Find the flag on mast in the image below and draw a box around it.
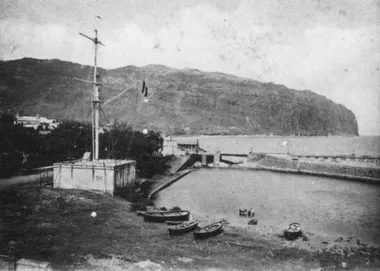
[141,80,148,97]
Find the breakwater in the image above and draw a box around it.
[291,154,380,165]
[252,154,380,182]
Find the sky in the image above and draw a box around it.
[1,0,379,135]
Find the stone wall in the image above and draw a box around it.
[255,154,380,181]
[298,160,380,180]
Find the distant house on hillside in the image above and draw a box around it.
[15,113,59,131]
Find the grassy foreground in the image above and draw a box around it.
[0,185,379,270]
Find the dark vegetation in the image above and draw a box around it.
[117,182,155,212]
[0,114,163,178]
[0,58,358,136]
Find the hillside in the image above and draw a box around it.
[0,58,358,136]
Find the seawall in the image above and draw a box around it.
[250,153,380,183]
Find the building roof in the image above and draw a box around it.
[17,116,39,121]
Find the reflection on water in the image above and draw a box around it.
[155,168,380,245]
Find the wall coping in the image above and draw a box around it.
[53,159,136,170]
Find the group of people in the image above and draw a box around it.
[239,208,254,217]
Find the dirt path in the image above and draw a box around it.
[0,173,43,190]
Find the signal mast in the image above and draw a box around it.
[77,29,104,161]
[76,26,148,161]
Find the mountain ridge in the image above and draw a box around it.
[0,58,358,136]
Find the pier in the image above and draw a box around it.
[148,169,194,199]
[198,152,380,167]
[290,154,380,165]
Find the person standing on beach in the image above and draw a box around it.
[248,208,254,217]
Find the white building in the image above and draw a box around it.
[162,137,206,155]
[15,114,59,130]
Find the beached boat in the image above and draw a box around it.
[168,219,199,236]
[142,210,190,223]
[166,220,184,225]
[136,211,147,216]
[193,222,223,239]
[284,222,302,240]
[136,210,164,216]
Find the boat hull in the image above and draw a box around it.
[194,222,223,239]
[142,211,190,223]
[284,222,302,240]
[166,220,184,226]
[136,210,163,216]
[168,220,199,236]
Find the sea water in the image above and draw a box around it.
[155,168,380,246]
[172,135,380,156]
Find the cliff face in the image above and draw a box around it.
[0,58,358,135]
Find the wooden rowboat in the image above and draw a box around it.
[168,219,199,236]
[136,210,163,216]
[166,220,184,226]
[284,223,302,240]
[193,222,223,239]
[142,211,190,223]
[136,211,147,216]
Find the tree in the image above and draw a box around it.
[0,116,163,178]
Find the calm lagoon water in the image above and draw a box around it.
[155,168,380,246]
